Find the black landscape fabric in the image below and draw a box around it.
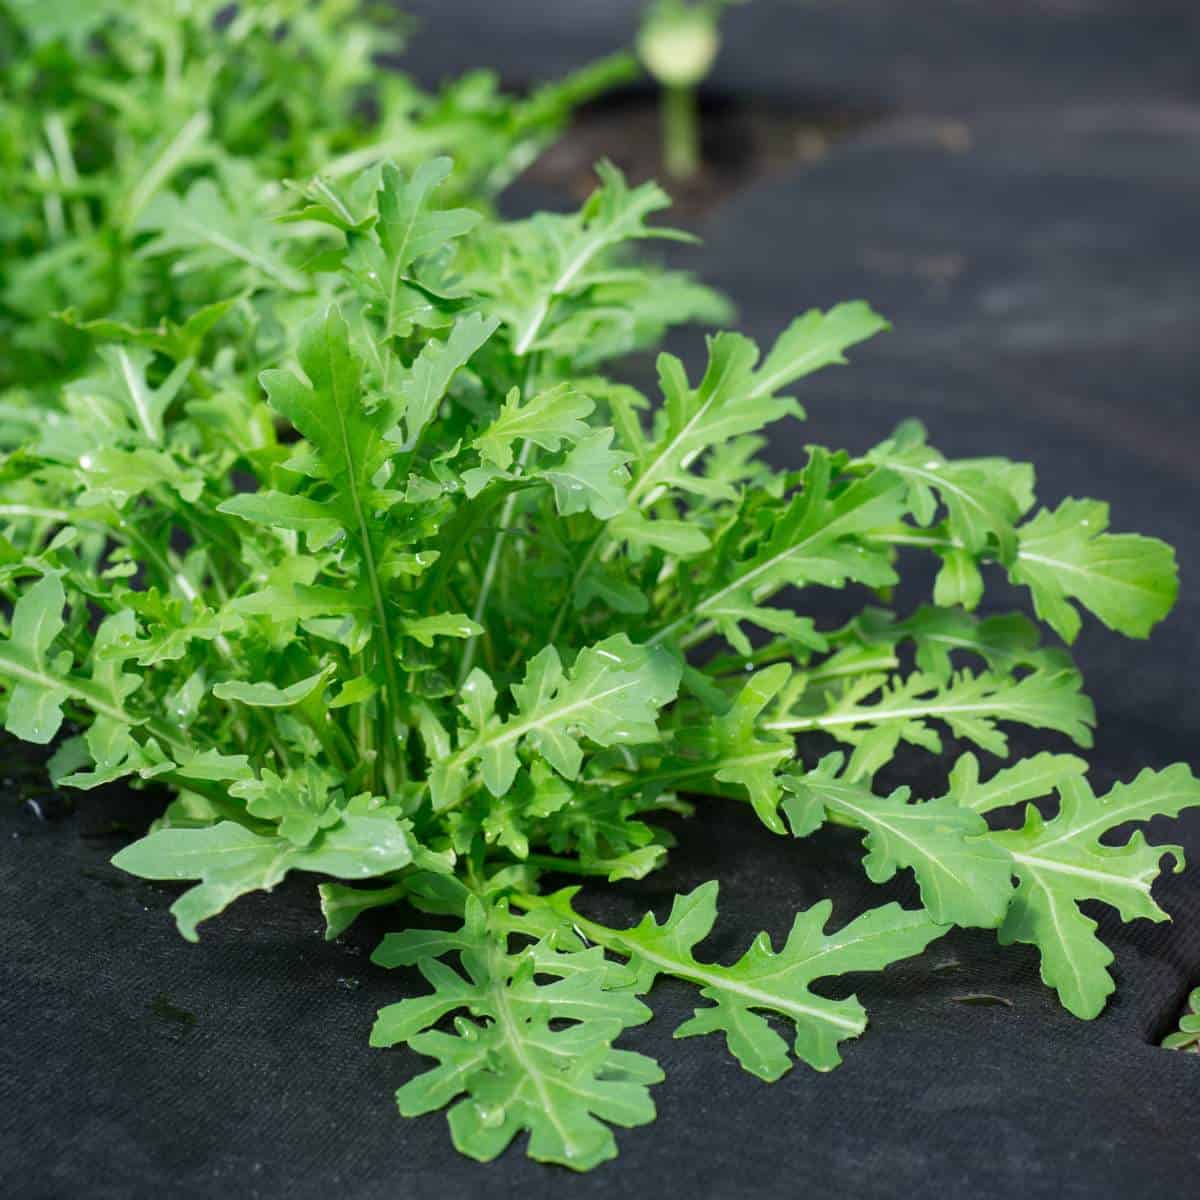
[3,1,1200,1196]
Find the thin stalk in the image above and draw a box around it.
[662,85,700,179]
[544,534,602,648]
[457,441,532,686]
[457,357,540,684]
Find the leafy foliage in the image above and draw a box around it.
[782,754,1015,928]
[978,760,1200,1017]
[370,897,659,1170]
[532,883,945,1078]
[0,0,634,397]
[0,10,1193,1171]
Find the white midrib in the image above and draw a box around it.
[615,941,862,1034]
[627,350,742,509]
[490,968,580,1159]
[123,111,210,230]
[1010,851,1153,895]
[479,676,640,754]
[1017,548,1160,598]
[878,531,1155,602]
[324,326,402,719]
[647,526,833,648]
[310,179,355,227]
[1030,798,1174,853]
[633,334,855,506]
[824,794,964,891]
[0,649,188,756]
[885,462,996,535]
[1026,872,1090,1007]
[765,693,1019,733]
[743,343,833,404]
[384,207,422,353]
[116,348,159,444]
[513,223,630,357]
[960,762,1085,814]
[196,225,302,291]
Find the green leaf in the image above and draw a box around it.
[1008,498,1178,643]
[867,422,1029,561]
[213,666,333,708]
[432,634,681,808]
[541,429,630,520]
[849,606,1066,682]
[393,312,499,449]
[370,899,659,1170]
[630,333,795,506]
[782,754,1015,928]
[216,492,342,548]
[545,883,945,1078]
[318,881,408,940]
[474,384,594,470]
[76,447,204,508]
[136,179,307,291]
[0,572,69,744]
[982,764,1200,1017]
[230,765,342,846]
[497,162,689,357]
[259,304,405,716]
[608,510,710,557]
[113,814,414,942]
[768,664,1095,780]
[1163,987,1200,1053]
[943,750,1088,814]
[752,301,889,402]
[402,613,484,647]
[5,0,122,46]
[83,345,192,446]
[629,303,886,508]
[650,449,906,648]
[668,664,795,833]
[375,159,482,280]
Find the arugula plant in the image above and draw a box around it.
[0,73,1194,1173]
[0,0,633,403]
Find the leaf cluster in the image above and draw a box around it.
[0,0,634,397]
[0,7,1194,1173]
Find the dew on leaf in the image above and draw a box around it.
[474,1103,506,1129]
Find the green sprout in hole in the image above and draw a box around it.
[637,0,745,179]
[1164,987,1200,1053]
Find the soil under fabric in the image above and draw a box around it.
[4,2,1200,1196]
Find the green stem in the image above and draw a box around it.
[520,853,644,878]
[544,532,601,648]
[458,442,532,686]
[663,85,700,180]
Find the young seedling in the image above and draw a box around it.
[637,0,745,178]
[1164,987,1200,1053]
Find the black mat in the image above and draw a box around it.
[3,751,1199,1199]
[4,2,1200,1195]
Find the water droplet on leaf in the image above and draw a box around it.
[475,1103,506,1128]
